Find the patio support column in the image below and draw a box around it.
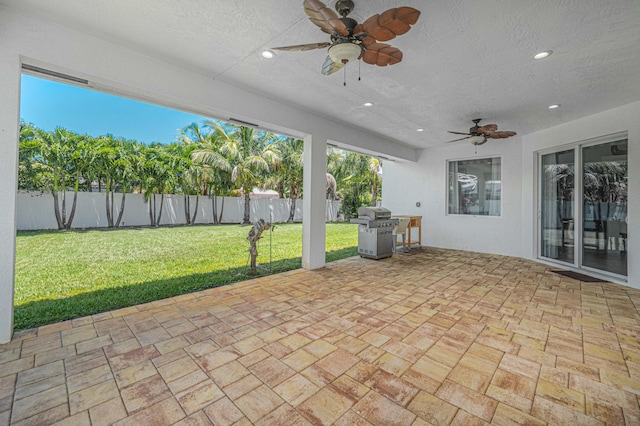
[0,54,20,343]
[302,133,327,270]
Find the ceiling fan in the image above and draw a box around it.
[272,0,420,77]
[447,119,517,146]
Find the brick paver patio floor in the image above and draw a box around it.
[1,247,640,425]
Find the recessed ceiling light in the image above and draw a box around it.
[534,50,552,60]
[261,50,275,59]
[363,102,374,107]
[416,128,424,132]
[548,104,561,109]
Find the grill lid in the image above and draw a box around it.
[357,207,392,220]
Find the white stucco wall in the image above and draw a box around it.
[302,134,329,270]
[0,47,20,343]
[383,137,524,257]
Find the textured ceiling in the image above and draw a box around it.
[3,0,640,149]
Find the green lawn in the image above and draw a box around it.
[14,222,358,331]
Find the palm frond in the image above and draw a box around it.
[191,150,231,171]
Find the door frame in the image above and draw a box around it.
[536,131,628,280]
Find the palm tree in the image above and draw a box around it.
[547,160,627,222]
[96,135,138,228]
[18,121,42,191]
[182,122,233,224]
[268,137,303,222]
[369,157,382,204]
[328,149,378,219]
[544,163,575,229]
[139,143,172,227]
[69,132,99,207]
[164,142,198,224]
[583,160,627,223]
[183,162,206,224]
[196,122,280,224]
[32,127,94,229]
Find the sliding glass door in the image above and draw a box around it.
[540,150,575,263]
[582,141,628,276]
[539,138,628,278]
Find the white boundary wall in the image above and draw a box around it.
[17,191,342,230]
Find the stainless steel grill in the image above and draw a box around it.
[350,207,399,259]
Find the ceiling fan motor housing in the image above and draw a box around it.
[335,0,354,17]
[470,118,482,134]
[339,17,358,34]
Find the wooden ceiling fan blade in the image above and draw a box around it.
[303,0,348,36]
[272,42,330,52]
[321,56,344,75]
[447,137,469,143]
[477,124,498,133]
[361,7,420,42]
[362,44,402,66]
[361,14,396,41]
[486,131,517,139]
[448,131,471,135]
[396,7,421,25]
[484,132,501,138]
[379,9,410,34]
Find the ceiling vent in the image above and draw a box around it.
[228,117,260,128]
[21,64,89,85]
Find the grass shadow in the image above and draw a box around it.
[14,246,358,331]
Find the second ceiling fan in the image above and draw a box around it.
[272,0,421,76]
[447,119,517,146]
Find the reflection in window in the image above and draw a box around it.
[540,149,575,263]
[448,157,501,216]
[582,140,628,276]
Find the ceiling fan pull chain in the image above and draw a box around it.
[344,66,347,86]
[358,60,361,81]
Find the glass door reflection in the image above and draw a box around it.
[582,140,628,276]
[541,150,575,264]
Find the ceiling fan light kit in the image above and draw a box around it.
[328,42,362,64]
[467,135,487,145]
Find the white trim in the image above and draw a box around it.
[0,54,20,343]
[445,155,503,218]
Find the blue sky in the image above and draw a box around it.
[20,74,211,145]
